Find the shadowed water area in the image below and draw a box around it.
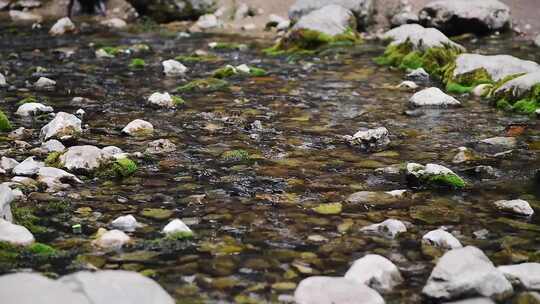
[0,19,539,303]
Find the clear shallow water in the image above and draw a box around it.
[0,21,539,303]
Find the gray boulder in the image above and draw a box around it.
[126,0,217,23]
[59,145,112,173]
[498,263,540,290]
[292,4,356,36]
[419,0,511,35]
[15,102,54,117]
[0,270,175,304]
[423,246,513,300]
[382,24,464,51]
[294,276,385,304]
[40,112,82,141]
[12,156,44,176]
[37,167,83,192]
[344,254,403,293]
[0,183,14,221]
[289,0,375,29]
[0,219,35,246]
[41,139,66,153]
[451,54,540,83]
[59,270,175,304]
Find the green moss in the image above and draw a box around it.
[0,110,12,132]
[12,205,47,235]
[101,46,123,56]
[492,82,540,114]
[426,173,466,189]
[249,67,267,77]
[446,81,474,94]
[212,65,237,79]
[100,158,138,179]
[221,149,250,162]
[28,243,56,256]
[376,41,462,77]
[166,231,194,240]
[172,95,185,106]
[175,54,220,63]
[264,28,361,56]
[312,203,342,215]
[175,78,229,93]
[210,42,247,51]
[45,151,63,168]
[17,95,38,106]
[129,58,146,69]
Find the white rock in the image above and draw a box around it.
[101,146,123,157]
[37,167,82,192]
[162,59,187,76]
[41,139,65,152]
[345,254,403,292]
[236,64,251,74]
[383,24,464,51]
[294,276,385,304]
[148,92,175,108]
[288,0,375,28]
[0,72,6,86]
[385,189,407,197]
[407,67,430,81]
[419,0,511,34]
[0,183,14,221]
[494,199,534,216]
[100,18,127,29]
[452,54,540,82]
[535,34,540,48]
[360,219,407,239]
[423,246,513,300]
[12,156,44,176]
[145,139,177,154]
[422,229,462,249]
[95,48,114,59]
[59,271,175,304]
[347,127,390,152]
[34,77,56,89]
[93,229,130,249]
[9,10,42,23]
[494,71,540,99]
[15,102,54,117]
[111,215,140,232]
[0,272,90,304]
[40,112,82,141]
[59,145,112,173]
[122,119,154,136]
[196,14,219,29]
[398,81,418,89]
[410,87,461,107]
[162,219,192,236]
[497,263,540,290]
[292,4,356,37]
[1,156,19,173]
[49,17,76,36]
[0,218,34,246]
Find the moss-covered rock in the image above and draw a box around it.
[0,109,12,132]
[490,71,540,114]
[129,58,146,69]
[376,24,464,77]
[406,163,466,190]
[44,151,63,168]
[175,78,229,93]
[221,149,250,162]
[99,158,138,179]
[212,65,237,79]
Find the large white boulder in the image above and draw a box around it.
[345,254,403,293]
[294,276,385,304]
[15,103,54,117]
[451,54,540,82]
[382,23,464,51]
[497,263,540,290]
[12,157,44,176]
[289,0,375,29]
[37,167,83,192]
[423,246,513,300]
[59,145,112,173]
[292,4,356,37]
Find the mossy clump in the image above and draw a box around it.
[441,62,493,94]
[12,205,48,236]
[175,54,220,63]
[165,231,194,240]
[0,241,60,271]
[171,95,185,106]
[426,173,466,189]
[221,149,250,162]
[212,65,237,79]
[375,41,462,77]
[249,67,267,77]
[101,46,123,56]
[0,110,12,132]
[129,58,146,69]
[45,151,63,168]
[27,243,56,256]
[16,95,38,106]
[100,158,138,179]
[175,78,229,93]
[264,28,361,56]
[492,82,540,115]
